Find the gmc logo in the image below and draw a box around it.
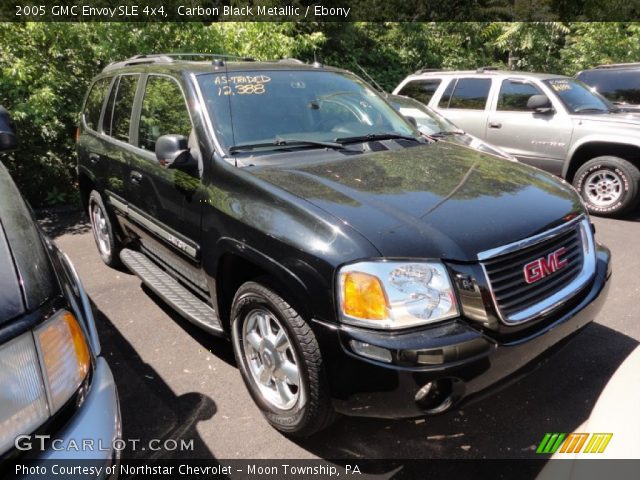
[524,247,569,284]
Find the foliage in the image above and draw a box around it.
[1,21,639,206]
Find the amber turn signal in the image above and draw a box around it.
[341,271,388,320]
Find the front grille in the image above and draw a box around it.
[482,221,585,322]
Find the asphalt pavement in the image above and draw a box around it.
[40,209,640,463]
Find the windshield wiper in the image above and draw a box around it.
[573,107,608,114]
[429,130,465,138]
[334,132,421,144]
[229,137,347,154]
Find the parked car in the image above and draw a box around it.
[78,54,610,437]
[394,68,640,216]
[0,106,120,471]
[387,93,515,160]
[576,63,640,113]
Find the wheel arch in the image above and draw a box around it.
[564,140,640,182]
[211,239,316,334]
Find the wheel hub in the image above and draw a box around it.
[242,309,301,410]
[91,203,111,256]
[584,169,623,208]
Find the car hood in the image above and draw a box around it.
[252,143,583,261]
[0,163,58,325]
[572,111,640,128]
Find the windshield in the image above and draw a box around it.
[197,70,418,152]
[388,95,458,134]
[544,78,613,113]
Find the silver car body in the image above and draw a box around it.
[393,70,640,178]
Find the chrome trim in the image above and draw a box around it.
[108,194,128,215]
[106,193,199,259]
[479,217,596,325]
[477,215,585,261]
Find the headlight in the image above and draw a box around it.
[0,334,50,455]
[0,310,91,456]
[338,261,459,329]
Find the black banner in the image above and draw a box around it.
[3,459,640,480]
[3,0,640,22]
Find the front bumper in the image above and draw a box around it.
[39,357,121,477]
[316,245,611,418]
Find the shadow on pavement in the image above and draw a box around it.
[293,322,637,467]
[91,301,219,463]
[36,208,90,238]
[140,284,237,368]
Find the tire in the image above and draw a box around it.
[88,190,122,268]
[230,279,336,437]
[572,156,640,217]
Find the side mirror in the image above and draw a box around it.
[0,106,18,151]
[404,115,418,128]
[527,95,554,114]
[155,134,189,167]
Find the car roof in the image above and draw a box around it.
[98,55,348,78]
[404,69,569,81]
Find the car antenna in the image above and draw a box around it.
[356,63,386,96]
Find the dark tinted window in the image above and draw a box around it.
[83,78,111,131]
[138,76,192,151]
[398,79,442,105]
[447,78,491,109]
[577,69,640,105]
[107,75,138,142]
[497,80,543,111]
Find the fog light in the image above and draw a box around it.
[350,340,392,363]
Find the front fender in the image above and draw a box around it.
[564,135,640,177]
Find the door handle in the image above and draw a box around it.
[88,154,100,164]
[130,171,143,184]
[488,122,502,129]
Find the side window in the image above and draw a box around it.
[497,80,543,111]
[106,75,139,143]
[83,78,111,131]
[138,76,192,152]
[398,79,442,105]
[438,79,456,108]
[447,78,491,110]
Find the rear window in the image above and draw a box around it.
[83,78,111,131]
[577,69,640,105]
[104,75,139,143]
[439,78,491,110]
[397,79,442,105]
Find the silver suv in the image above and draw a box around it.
[394,68,640,216]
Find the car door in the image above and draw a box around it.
[485,78,572,175]
[99,73,143,217]
[432,76,493,139]
[125,74,206,289]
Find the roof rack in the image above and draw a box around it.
[102,53,255,72]
[413,68,445,75]
[476,66,499,73]
[594,62,640,69]
[277,58,305,65]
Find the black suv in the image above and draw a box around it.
[77,54,611,436]
[577,63,640,113]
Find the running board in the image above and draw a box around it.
[120,248,223,334]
